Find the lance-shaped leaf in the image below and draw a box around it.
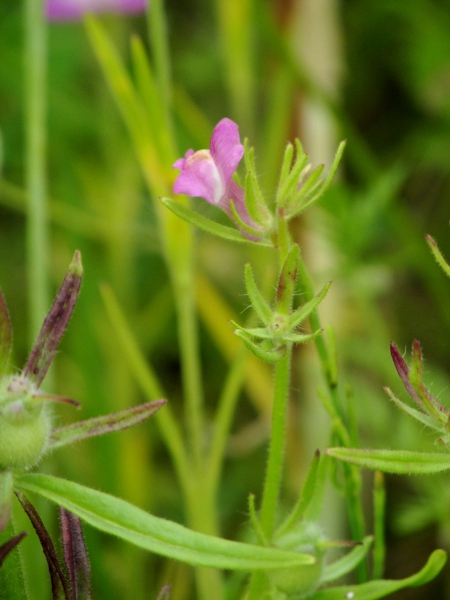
[276,451,328,538]
[0,291,12,377]
[49,399,166,450]
[233,329,286,363]
[15,474,315,571]
[312,549,446,600]
[60,508,91,600]
[15,492,69,600]
[160,198,271,245]
[384,387,437,430]
[326,448,450,475]
[23,251,83,387]
[244,263,272,326]
[321,536,372,583]
[288,281,332,330]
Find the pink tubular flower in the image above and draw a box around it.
[173,118,262,238]
[46,0,147,20]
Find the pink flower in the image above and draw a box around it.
[173,118,262,238]
[46,0,147,20]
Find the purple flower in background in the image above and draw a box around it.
[173,118,262,238]
[46,0,147,21]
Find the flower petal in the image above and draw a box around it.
[210,118,244,185]
[173,150,223,204]
[46,0,147,20]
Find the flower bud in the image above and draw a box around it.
[270,522,324,596]
[0,376,51,470]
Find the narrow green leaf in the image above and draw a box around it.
[384,387,437,430]
[161,198,270,245]
[234,330,285,363]
[327,448,450,474]
[49,399,166,450]
[276,451,328,537]
[288,281,331,330]
[15,474,315,572]
[0,291,12,377]
[313,549,446,600]
[322,536,372,583]
[244,264,272,326]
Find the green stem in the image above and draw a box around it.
[24,0,49,341]
[296,255,367,580]
[259,345,292,537]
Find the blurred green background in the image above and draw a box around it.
[1,1,450,598]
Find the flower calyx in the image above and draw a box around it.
[233,245,330,363]
[386,340,450,446]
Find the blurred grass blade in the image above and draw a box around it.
[85,15,167,197]
[16,474,315,572]
[0,291,12,377]
[130,35,175,165]
[313,549,446,600]
[327,448,450,474]
[49,400,166,450]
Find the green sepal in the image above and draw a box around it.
[244,264,272,326]
[276,139,309,208]
[234,330,285,363]
[312,549,446,600]
[321,536,373,583]
[243,140,271,225]
[15,474,315,572]
[0,291,12,377]
[278,142,294,188]
[160,198,271,245]
[286,140,346,220]
[327,447,450,474]
[285,163,324,216]
[288,281,332,330]
[49,399,166,450]
[229,200,265,238]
